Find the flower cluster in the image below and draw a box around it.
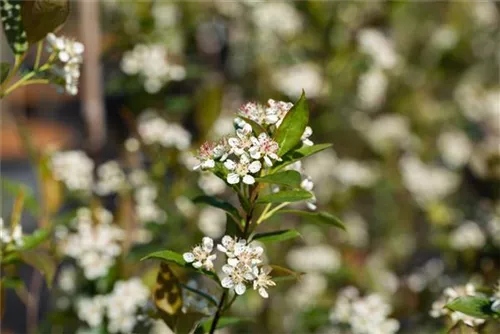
[194,98,314,186]
[45,33,84,95]
[0,217,23,247]
[183,236,276,298]
[130,169,167,224]
[120,43,186,93]
[76,278,149,333]
[329,286,400,334]
[59,208,124,280]
[50,150,94,193]
[430,283,485,327]
[94,160,127,196]
[138,110,191,150]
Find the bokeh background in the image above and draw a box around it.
[1,1,499,333]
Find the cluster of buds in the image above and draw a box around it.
[46,33,84,95]
[183,236,276,298]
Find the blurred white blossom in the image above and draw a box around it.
[357,67,388,111]
[51,150,94,193]
[438,130,472,168]
[198,207,226,239]
[358,29,399,70]
[0,218,23,247]
[138,110,191,150]
[449,221,486,251]
[287,244,341,273]
[95,161,127,195]
[273,63,324,98]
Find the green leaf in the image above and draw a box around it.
[195,81,223,140]
[20,250,56,287]
[175,312,206,334]
[269,265,303,282]
[273,91,309,156]
[256,170,302,187]
[141,250,187,267]
[276,143,333,170]
[238,116,266,135]
[225,213,243,237]
[446,296,496,319]
[253,229,301,243]
[277,210,345,230]
[1,179,41,216]
[20,228,50,251]
[193,196,242,222]
[202,317,250,332]
[0,0,29,54]
[1,277,23,289]
[1,62,10,84]
[256,190,312,204]
[21,0,70,44]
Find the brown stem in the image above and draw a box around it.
[209,290,227,334]
[26,271,42,334]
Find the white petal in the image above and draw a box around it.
[222,264,234,275]
[264,156,273,167]
[217,245,228,253]
[235,283,247,295]
[227,173,240,184]
[250,137,260,146]
[202,159,215,169]
[262,265,273,275]
[248,160,262,173]
[224,160,236,170]
[228,138,239,148]
[202,237,214,251]
[240,154,250,165]
[242,175,255,185]
[259,287,269,298]
[192,261,202,268]
[183,252,195,263]
[227,258,239,267]
[221,277,234,288]
[222,235,233,247]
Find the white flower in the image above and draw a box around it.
[273,63,323,98]
[252,265,276,298]
[438,130,472,168]
[50,150,94,193]
[358,67,388,111]
[249,133,281,166]
[221,263,252,295]
[450,221,486,250]
[76,296,107,328]
[301,126,314,146]
[94,161,127,195]
[238,102,267,125]
[217,235,247,258]
[265,99,294,127]
[358,29,398,70]
[183,237,217,271]
[0,218,24,247]
[121,43,185,93]
[194,140,228,171]
[287,245,341,273]
[335,159,379,188]
[198,207,226,239]
[138,111,191,150]
[227,123,253,156]
[58,266,77,293]
[224,154,262,185]
[46,33,84,95]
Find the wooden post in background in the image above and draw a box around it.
[78,0,106,152]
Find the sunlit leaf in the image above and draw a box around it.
[0,0,28,54]
[446,296,497,319]
[154,263,183,316]
[256,190,312,204]
[273,91,309,156]
[256,170,302,187]
[253,229,301,243]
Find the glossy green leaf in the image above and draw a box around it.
[256,170,302,187]
[238,116,266,135]
[141,250,187,266]
[278,210,345,230]
[202,317,250,332]
[276,143,333,171]
[446,296,497,319]
[193,195,241,222]
[273,91,309,156]
[20,250,56,287]
[253,229,301,243]
[21,0,70,44]
[0,62,10,84]
[256,190,312,204]
[0,0,28,54]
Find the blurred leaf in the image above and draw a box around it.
[0,0,28,54]
[446,296,497,319]
[179,283,218,306]
[256,190,312,204]
[202,317,250,332]
[39,154,63,217]
[238,116,266,135]
[269,265,303,282]
[193,195,242,223]
[448,321,479,334]
[154,263,183,316]
[277,210,345,230]
[0,63,10,84]
[175,312,206,334]
[225,213,243,237]
[273,91,309,156]
[10,188,24,229]
[195,81,223,141]
[20,249,55,287]
[1,277,23,289]
[277,143,333,170]
[21,0,69,44]
[1,179,40,217]
[253,229,301,243]
[0,278,5,321]
[20,228,50,251]
[256,170,302,187]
